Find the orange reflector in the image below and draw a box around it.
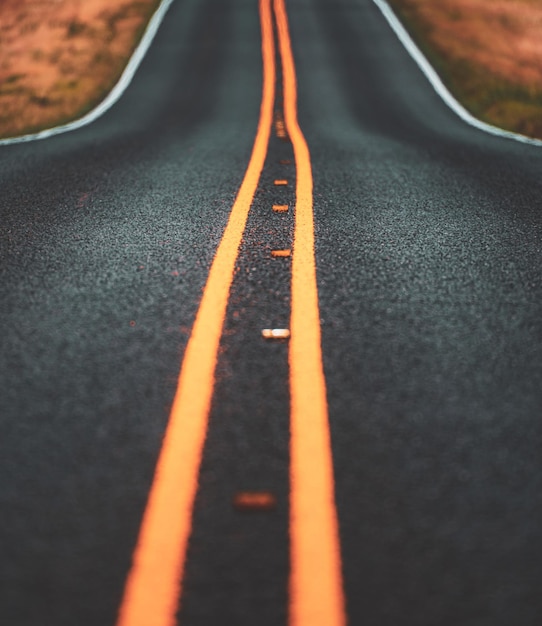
[262,328,290,339]
[275,112,288,139]
[271,249,291,257]
[233,492,277,511]
[273,204,289,213]
[279,159,291,165]
[274,179,288,186]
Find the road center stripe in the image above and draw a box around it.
[115,1,275,624]
[273,1,347,625]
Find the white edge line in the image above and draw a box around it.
[0,0,176,146]
[372,0,542,148]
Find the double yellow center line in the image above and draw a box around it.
[116,1,345,624]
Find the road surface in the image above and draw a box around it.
[1,0,541,625]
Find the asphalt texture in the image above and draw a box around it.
[1,1,542,625]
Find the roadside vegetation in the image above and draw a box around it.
[0,0,161,139]
[387,0,542,139]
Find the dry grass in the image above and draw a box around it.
[0,0,160,138]
[388,0,542,139]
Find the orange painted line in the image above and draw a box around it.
[274,178,289,185]
[115,2,276,625]
[273,204,289,212]
[273,1,347,626]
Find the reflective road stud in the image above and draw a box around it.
[261,328,291,339]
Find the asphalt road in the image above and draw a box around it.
[1,0,542,625]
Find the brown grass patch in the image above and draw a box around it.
[0,0,160,138]
[388,0,542,139]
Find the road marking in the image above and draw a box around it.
[275,110,288,139]
[274,179,289,185]
[262,328,291,339]
[271,249,292,257]
[273,1,346,625]
[117,1,346,624]
[273,204,289,212]
[115,1,276,625]
[233,492,277,511]
[279,159,292,165]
